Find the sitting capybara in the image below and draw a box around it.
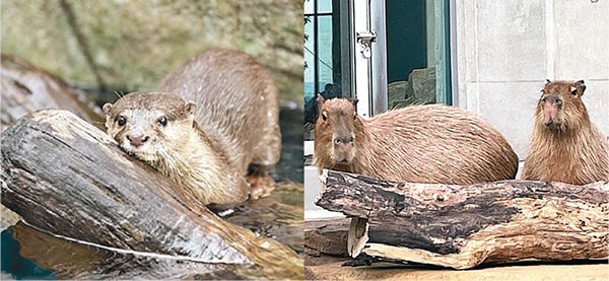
[314,97,518,184]
[521,80,609,184]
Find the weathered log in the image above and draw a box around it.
[1,110,302,279]
[315,169,609,269]
[1,53,106,230]
[0,53,104,132]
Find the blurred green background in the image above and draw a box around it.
[1,0,304,105]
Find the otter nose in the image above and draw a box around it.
[127,135,149,147]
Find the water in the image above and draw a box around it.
[1,107,304,279]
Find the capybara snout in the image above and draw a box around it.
[332,134,355,164]
[540,95,563,127]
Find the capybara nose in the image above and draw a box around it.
[127,135,149,147]
[333,135,355,147]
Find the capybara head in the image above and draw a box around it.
[315,96,362,166]
[103,92,196,163]
[536,80,588,132]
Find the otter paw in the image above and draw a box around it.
[246,175,276,200]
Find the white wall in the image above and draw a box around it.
[456,0,609,159]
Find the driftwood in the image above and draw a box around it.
[1,110,302,279]
[0,53,104,132]
[315,169,609,269]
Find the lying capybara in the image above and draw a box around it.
[314,97,519,184]
[521,80,609,184]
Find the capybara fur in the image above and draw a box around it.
[314,97,519,184]
[521,80,609,184]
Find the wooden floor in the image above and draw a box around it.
[305,255,609,281]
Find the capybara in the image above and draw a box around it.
[521,80,609,184]
[314,97,519,184]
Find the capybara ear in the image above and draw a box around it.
[575,80,586,96]
[350,98,359,108]
[185,101,196,115]
[316,94,325,110]
[102,103,113,116]
[545,79,552,85]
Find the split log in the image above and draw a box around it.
[315,169,609,269]
[1,110,302,279]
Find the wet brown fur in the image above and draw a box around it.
[103,49,281,204]
[314,98,519,184]
[103,92,248,204]
[521,80,609,184]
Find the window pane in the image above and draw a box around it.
[317,0,332,13]
[385,0,451,108]
[304,0,314,14]
[304,16,315,105]
[317,16,333,94]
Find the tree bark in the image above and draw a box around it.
[1,110,302,279]
[315,169,609,269]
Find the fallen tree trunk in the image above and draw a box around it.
[315,169,609,269]
[1,110,302,279]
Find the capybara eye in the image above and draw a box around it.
[348,136,354,143]
[334,139,341,145]
[158,116,168,126]
[571,89,577,96]
[556,99,562,106]
[322,112,328,122]
[116,116,126,126]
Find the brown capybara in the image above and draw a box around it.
[314,97,518,184]
[103,49,281,204]
[521,80,609,184]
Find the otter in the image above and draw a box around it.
[158,49,281,199]
[103,49,281,204]
[521,80,609,185]
[314,97,518,184]
[103,92,248,204]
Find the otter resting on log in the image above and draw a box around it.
[315,169,608,270]
[0,110,302,279]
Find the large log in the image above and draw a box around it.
[1,110,302,279]
[315,169,609,269]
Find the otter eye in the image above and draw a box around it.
[158,116,168,126]
[322,112,328,122]
[571,89,577,96]
[116,116,126,126]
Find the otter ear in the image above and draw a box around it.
[575,80,586,96]
[185,101,196,115]
[102,103,113,116]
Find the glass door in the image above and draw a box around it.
[384,0,452,109]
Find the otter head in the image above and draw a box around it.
[315,96,360,167]
[536,79,587,132]
[102,92,196,163]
